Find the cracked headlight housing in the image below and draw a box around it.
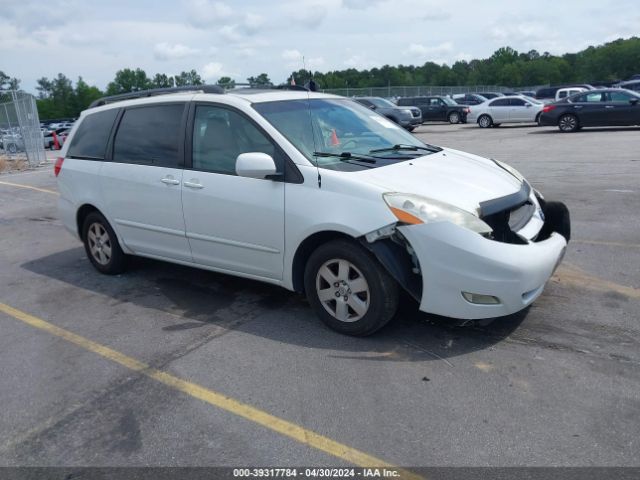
[383,193,492,235]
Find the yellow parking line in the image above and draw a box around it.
[0,180,58,195]
[0,302,422,479]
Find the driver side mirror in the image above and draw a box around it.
[630,98,639,105]
[236,152,279,180]
[368,104,377,110]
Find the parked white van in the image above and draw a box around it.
[56,86,570,336]
[555,87,588,101]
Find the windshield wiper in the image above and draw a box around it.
[369,143,442,154]
[313,151,377,164]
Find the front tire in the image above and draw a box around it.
[558,114,579,132]
[448,111,461,124]
[304,239,399,336]
[478,115,493,128]
[82,212,127,274]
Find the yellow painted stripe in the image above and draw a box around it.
[0,180,58,195]
[0,302,423,479]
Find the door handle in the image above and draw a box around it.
[160,177,180,185]
[184,181,204,189]
[605,106,615,109]
[573,105,583,109]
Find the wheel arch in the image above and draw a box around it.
[76,204,101,240]
[291,230,355,293]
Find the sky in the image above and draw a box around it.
[1,0,639,93]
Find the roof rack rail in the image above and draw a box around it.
[88,84,225,109]
[230,83,310,92]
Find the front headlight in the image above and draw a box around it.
[383,193,493,235]
[494,159,525,183]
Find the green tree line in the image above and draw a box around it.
[3,36,638,119]
[291,37,640,89]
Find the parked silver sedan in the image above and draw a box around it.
[467,95,544,128]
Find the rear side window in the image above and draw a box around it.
[509,98,526,106]
[113,104,185,167]
[490,98,510,107]
[67,109,118,160]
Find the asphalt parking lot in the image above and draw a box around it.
[0,123,639,472]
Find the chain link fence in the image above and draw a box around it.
[0,90,46,168]
[321,85,545,98]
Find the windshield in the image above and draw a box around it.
[368,97,396,108]
[441,97,457,106]
[253,98,432,171]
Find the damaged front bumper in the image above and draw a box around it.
[365,201,570,320]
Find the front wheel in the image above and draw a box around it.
[558,114,579,132]
[448,111,461,124]
[478,115,493,128]
[82,211,127,274]
[304,239,399,336]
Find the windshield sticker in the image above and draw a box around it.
[369,116,399,129]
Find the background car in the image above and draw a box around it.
[397,96,469,123]
[354,97,422,131]
[476,92,504,99]
[467,95,544,128]
[615,80,640,93]
[539,88,640,132]
[535,84,595,101]
[555,87,588,101]
[451,93,488,105]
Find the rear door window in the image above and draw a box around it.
[509,98,526,106]
[67,109,118,160]
[113,103,186,167]
[490,98,510,107]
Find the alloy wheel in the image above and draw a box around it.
[87,222,112,266]
[315,259,370,323]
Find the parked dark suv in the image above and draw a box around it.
[354,97,422,131]
[397,96,469,124]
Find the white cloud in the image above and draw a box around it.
[284,0,341,28]
[405,42,454,59]
[282,49,303,61]
[186,0,233,27]
[241,13,264,34]
[343,55,379,70]
[422,9,451,21]
[201,62,224,80]
[342,0,383,9]
[154,42,200,60]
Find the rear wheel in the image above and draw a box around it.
[304,239,399,336]
[558,114,579,132]
[478,115,493,128]
[82,211,127,274]
[448,111,461,124]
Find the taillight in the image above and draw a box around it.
[54,157,64,177]
[542,105,556,113]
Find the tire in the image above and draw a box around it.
[406,126,415,132]
[304,239,399,336]
[82,211,127,275]
[535,113,541,125]
[558,114,579,132]
[478,115,493,128]
[448,111,461,124]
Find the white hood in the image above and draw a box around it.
[354,147,523,215]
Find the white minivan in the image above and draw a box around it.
[56,86,570,336]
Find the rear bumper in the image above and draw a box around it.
[538,113,559,126]
[398,205,569,320]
